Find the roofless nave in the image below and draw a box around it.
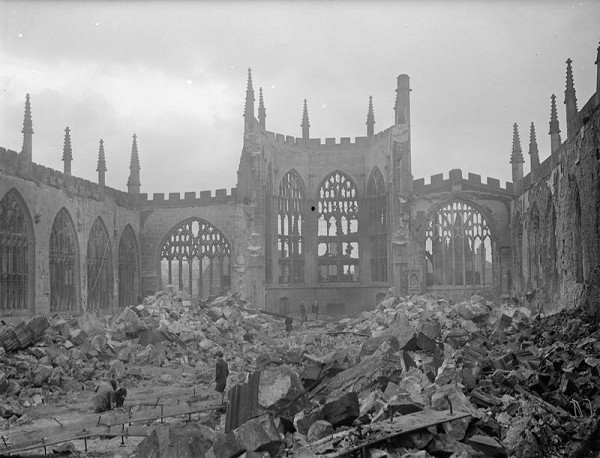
[1,43,600,318]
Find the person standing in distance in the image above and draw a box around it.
[215,351,229,403]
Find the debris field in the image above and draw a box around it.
[0,289,599,457]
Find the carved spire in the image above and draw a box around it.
[127,133,141,194]
[21,93,33,162]
[366,96,375,138]
[528,122,540,170]
[510,123,524,185]
[258,87,266,131]
[244,68,255,132]
[564,58,579,138]
[96,139,107,187]
[549,94,561,154]
[62,126,73,175]
[510,123,524,164]
[301,99,310,140]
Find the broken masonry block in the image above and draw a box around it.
[322,392,360,428]
[467,434,508,457]
[307,420,333,442]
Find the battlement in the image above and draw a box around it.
[263,126,391,149]
[140,188,237,208]
[0,147,137,207]
[413,169,514,196]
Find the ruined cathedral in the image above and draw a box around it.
[1,45,600,319]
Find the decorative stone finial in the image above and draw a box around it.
[258,87,266,131]
[301,99,310,140]
[366,96,375,138]
[62,126,73,175]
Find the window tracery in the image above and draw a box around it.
[277,170,305,284]
[368,168,388,282]
[160,218,231,298]
[87,218,113,310]
[50,208,77,312]
[0,190,30,310]
[118,225,138,307]
[317,171,359,283]
[425,201,493,287]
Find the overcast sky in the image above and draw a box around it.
[1,1,599,195]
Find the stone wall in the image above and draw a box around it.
[513,96,600,315]
[139,202,251,302]
[0,156,140,317]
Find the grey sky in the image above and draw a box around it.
[1,1,599,194]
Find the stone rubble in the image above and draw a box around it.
[0,289,599,457]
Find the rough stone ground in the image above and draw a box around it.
[6,363,227,457]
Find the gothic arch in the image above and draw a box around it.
[158,217,232,298]
[367,167,388,282]
[87,217,113,311]
[277,169,306,284]
[317,171,360,283]
[571,177,585,283]
[50,207,79,312]
[0,188,35,311]
[545,196,558,293]
[527,204,541,289]
[118,225,139,307]
[424,198,494,287]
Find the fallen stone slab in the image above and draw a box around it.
[322,392,359,427]
[139,423,221,458]
[307,420,333,442]
[258,366,308,420]
[212,414,283,458]
[467,434,508,457]
[326,354,404,400]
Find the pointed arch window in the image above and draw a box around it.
[368,168,388,282]
[0,190,32,310]
[317,171,359,283]
[118,225,139,307]
[425,201,493,287]
[50,208,78,312]
[159,218,231,298]
[527,205,541,289]
[277,170,305,284]
[87,218,113,311]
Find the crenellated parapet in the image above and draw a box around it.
[140,188,237,208]
[0,147,138,208]
[263,126,392,150]
[413,169,514,196]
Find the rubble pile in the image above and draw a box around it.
[199,292,600,457]
[1,288,600,457]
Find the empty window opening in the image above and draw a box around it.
[278,171,305,284]
[317,172,359,283]
[368,168,388,282]
[160,218,231,298]
[118,225,139,307]
[87,218,113,311]
[425,201,493,287]
[0,190,32,310]
[50,208,78,312]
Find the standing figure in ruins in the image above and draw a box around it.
[285,315,293,333]
[215,351,229,403]
[312,299,319,321]
[300,302,307,323]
